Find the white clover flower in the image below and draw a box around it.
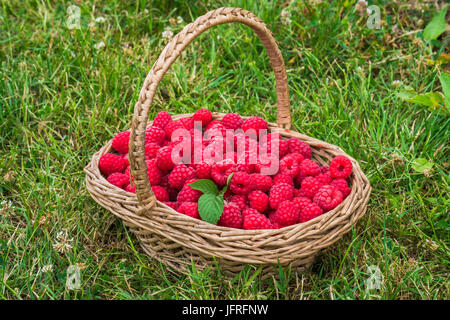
[162,27,174,40]
[94,41,105,50]
[53,230,74,253]
[358,0,368,6]
[41,265,54,273]
[176,16,183,24]
[95,16,106,23]
[392,80,403,87]
[281,9,292,25]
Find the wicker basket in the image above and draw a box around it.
[85,7,371,278]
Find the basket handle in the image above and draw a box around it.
[129,7,291,212]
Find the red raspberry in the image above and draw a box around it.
[146,159,162,186]
[177,179,202,203]
[275,200,299,227]
[156,146,175,171]
[279,154,300,177]
[211,159,236,187]
[331,178,351,198]
[320,166,330,174]
[255,153,279,175]
[243,213,272,230]
[230,195,248,211]
[145,126,166,145]
[162,201,178,210]
[250,174,273,192]
[112,131,130,154]
[107,173,129,189]
[299,159,321,177]
[268,210,278,224]
[288,138,312,159]
[164,120,185,140]
[299,203,323,223]
[153,111,172,129]
[177,202,200,219]
[242,208,259,217]
[222,113,243,130]
[230,171,252,195]
[168,164,196,190]
[236,163,255,174]
[241,116,268,138]
[99,153,127,177]
[180,117,194,130]
[205,120,223,131]
[292,196,312,210]
[313,185,343,212]
[195,161,213,179]
[315,173,332,186]
[299,176,321,199]
[218,204,243,229]
[151,185,170,202]
[121,153,129,166]
[160,175,178,201]
[125,184,135,193]
[192,108,212,127]
[273,173,293,186]
[144,142,160,160]
[269,183,294,209]
[329,155,352,179]
[248,190,269,213]
[260,133,288,157]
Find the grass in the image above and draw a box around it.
[0,0,449,300]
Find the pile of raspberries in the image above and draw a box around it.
[98,108,353,230]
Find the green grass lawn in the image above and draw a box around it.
[0,0,449,299]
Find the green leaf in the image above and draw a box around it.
[198,193,224,225]
[405,92,443,107]
[189,179,219,195]
[412,158,434,174]
[423,7,447,41]
[439,73,450,108]
[219,172,235,195]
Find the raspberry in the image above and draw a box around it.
[299,203,323,223]
[177,179,202,203]
[112,131,130,154]
[331,178,351,198]
[298,159,321,177]
[250,174,273,192]
[211,159,236,187]
[177,202,200,219]
[152,111,172,129]
[329,155,352,179]
[230,195,248,211]
[192,108,212,127]
[222,113,243,130]
[218,204,243,229]
[180,117,194,130]
[107,173,130,189]
[243,213,272,230]
[165,120,184,140]
[292,196,312,210]
[125,184,136,193]
[160,175,178,201]
[146,159,162,186]
[255,153,279,175]
[230,171,252,195]
[121,153,129,166]
[156,146,175,171]
[241,116,268,138]
[144,142,160,160]
[313,185,343,212]
[242,208,259,217]
[287,152,305,165]
[236,163,255,174]
[269,183,294,209]
[145,126,166,145]
[279,154,300,177]
[99,153,127,177]
[288,138,312,159]
[273,173,293,186]
[162,201,178,210]
[315,173,332,186]
[195,161,213,179]
[275,200,299,227]
[299,176,321,199]
[320,166,330,174]
[260,133,288,157]
[268,210,278,224]
[151,185,170,202]
[168,164,196,190]
[248,190,269,213]
[125,165,132,179]
[205,120,223,131]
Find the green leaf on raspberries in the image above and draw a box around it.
[198,193,224,225]
[189,179,219,195]
[219,172,235,196]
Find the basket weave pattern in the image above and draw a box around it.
[85,8,371,277]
